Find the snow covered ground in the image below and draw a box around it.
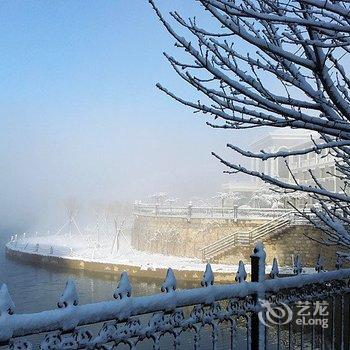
[6,234,243,273]
[6,233,312,276]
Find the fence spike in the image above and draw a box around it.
[161,268,177,293]
[201,263,214,287]
[235,261,247,283]
[57,279,79,308]
[315,254,325,273]
[293,255,302,275]
[0,284,15,315]
[114,272,132,299]
[270,258,279,279]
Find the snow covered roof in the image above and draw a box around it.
[249,129,317,151]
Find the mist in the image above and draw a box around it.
[0,1,261,233]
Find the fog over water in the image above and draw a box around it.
[0,1,262,234]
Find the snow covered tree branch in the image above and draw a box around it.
[150,0,350,248]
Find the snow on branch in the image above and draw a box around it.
[151,0,350,247]
[227,140,350,161]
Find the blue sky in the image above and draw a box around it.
[0,1,257,230]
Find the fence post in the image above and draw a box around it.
[187,202,192,219]
[251,243,266,350]
[233,205,238,222]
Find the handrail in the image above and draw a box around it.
[200,212,294,260]
[201,213,291,250]
[200,232,237,251]
[251,221,290,241]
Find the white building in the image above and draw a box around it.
[287,139,338,193]
[223,129,340,207]
[249,129,314,182]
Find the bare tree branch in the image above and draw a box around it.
[150,0,350,248]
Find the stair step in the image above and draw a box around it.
[202,214,293,261]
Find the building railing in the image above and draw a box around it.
[133,203,294,220]
[2,244,350,349]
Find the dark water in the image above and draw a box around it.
[0,232,169,314]
[0,232,233,349]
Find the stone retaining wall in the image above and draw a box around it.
[132,215,267,259]
[132,215,350,269]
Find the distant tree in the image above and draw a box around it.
[150,0,350,248]
[213,191,240,207]
[250,185,284,209]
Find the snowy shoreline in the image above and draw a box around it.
[5,235,311,281]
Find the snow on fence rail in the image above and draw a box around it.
[1,244,350,349]
[133,203,294,220]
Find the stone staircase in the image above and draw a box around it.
[200,213,292,261]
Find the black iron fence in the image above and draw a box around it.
[1,244,350,349]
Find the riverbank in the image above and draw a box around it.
[7,233,309,282]
[5,236,243,283]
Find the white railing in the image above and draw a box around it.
[237,207,292,219]
[133,203,293,220]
